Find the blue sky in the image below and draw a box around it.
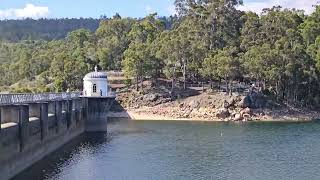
[0,0,318,19]
[0,0,175,19]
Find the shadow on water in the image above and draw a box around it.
[11,120,155,180]
[12,132,111,180]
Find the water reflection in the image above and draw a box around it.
[13,133,110,180]
[13,120,320,180]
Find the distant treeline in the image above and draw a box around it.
[0,18,100,42]
[0,16,176,42]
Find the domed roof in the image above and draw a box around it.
[83,66,108,80]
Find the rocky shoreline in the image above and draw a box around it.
[108,109,317,122]
[110,90,320,122]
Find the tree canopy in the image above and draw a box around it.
[1,3,320,107]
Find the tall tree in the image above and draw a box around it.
[123,14,165,90]
[96,15,134,70]
[300,5,320,46]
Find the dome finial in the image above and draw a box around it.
[94,65,98,72]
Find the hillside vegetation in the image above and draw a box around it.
[0,1,320,108]
[0,18,100,42]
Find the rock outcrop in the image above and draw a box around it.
[116,90,271,121]
[216,108,230,119]
[239,92,267,109]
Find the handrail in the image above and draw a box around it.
[0,92,81,105]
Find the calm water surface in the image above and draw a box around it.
[13,120,320,180]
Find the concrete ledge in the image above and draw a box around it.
[1,122,17,129]
[29,117,39,122]
[48,113,55,117]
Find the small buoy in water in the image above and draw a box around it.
[221,132,223,137]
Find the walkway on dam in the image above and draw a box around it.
[0,92,81,105]
[0,92,115,180]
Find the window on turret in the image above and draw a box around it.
[93,84,97,93]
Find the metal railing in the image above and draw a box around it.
[0,92,81,105]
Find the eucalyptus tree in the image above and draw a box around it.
[122,14,165,90]
[155,29,189,91]
[67,28,92,48]
[202,47,242,93]
[308,37,320,70]
[173,0,244,90]
[175,0,244,50]
[300,5,320,46]
[239,7,313,104]
[273,28,315,105]
[96,15,134,70]
[240,11,262,51]
[259,7,304,47]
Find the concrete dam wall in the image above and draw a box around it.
[0,93,114,180]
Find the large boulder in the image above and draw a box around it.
[239,96,252,108]
[234,113,243,121]
[216,108,230,119]
[223,97,237,108]
[250,92,267,108]
[189,100,200,109]
[241,107,252,115]
[143,93,158,102]
[238,92,266,109]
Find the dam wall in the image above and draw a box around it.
[0,93,115,180]
[85,97,115,132]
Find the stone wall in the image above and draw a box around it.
[0,96,115,180]
[0,98,86,180]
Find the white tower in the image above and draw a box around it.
[83,66,109,97]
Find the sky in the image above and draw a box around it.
[0,0,318,20]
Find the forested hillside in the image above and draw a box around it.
[0,16,176,42]
[0,18,100,42]
[0,0,320,107]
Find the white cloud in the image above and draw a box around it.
[0,4,49,20]
[145,5,155,14]
[167,5,177,15]
[238,0,318,14]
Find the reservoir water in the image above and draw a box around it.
[13,120,320,180]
